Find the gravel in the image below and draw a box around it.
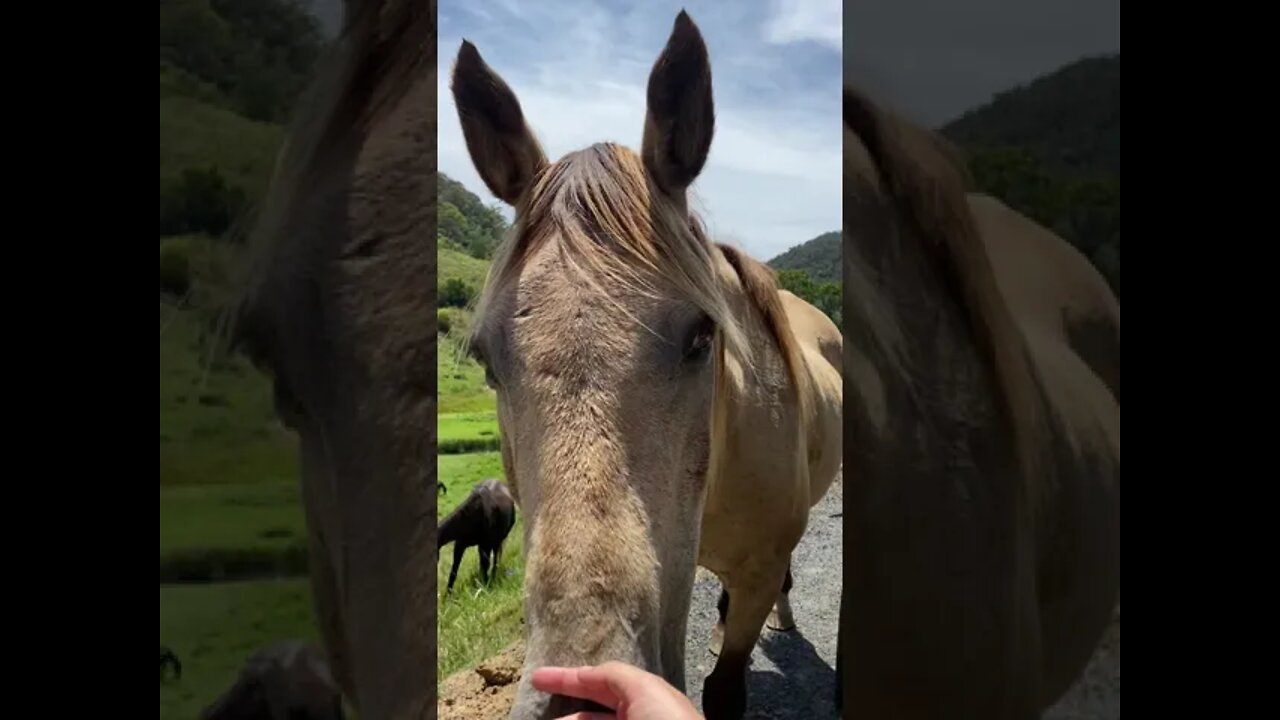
[678,471,1121,720]
[682,475,844,719]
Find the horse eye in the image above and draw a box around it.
[682,313,716,363]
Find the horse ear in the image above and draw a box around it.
[642,11,715,197]
[451,40,548,205]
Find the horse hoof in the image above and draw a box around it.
[708,624,724,656]
[766,608,796,632]
[702,668,747,720]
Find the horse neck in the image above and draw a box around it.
[845,219,1004,466]
[438,505,463,546]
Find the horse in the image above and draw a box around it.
[230,1,438,717]
[438,481,448,495]
[837,83,1121,719]
[438,477,517,594]
[160,645,182,681]
[449,11,843,720]
[199,641,344,720]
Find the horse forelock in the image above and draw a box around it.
[469,142,750,369]
[842,83,1052,502]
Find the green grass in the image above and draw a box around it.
[437,452,526,682]
[160,483,308,581]
[438,411,500,453]
[160,300,299,488]
[434,244,523,680]
[160,579,321,720]
[439,247,490,291]
[438,412,498,444]
[438,332,497,415]
[160,484,304,554]
[159,94,283,201]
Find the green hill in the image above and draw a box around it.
[767,231,840,284]
[159,94,283,204]
[438,172,509,259]
[159,0,322,239]
[941,54,1121,295]
[440,247,489,289]
[943,54,1120,180]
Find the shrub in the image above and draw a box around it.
[440,278,475,308]
[159,166,247,237]
[438,437,502,455]
[438,308,453,335]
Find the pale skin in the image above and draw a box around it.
[532,663,704,720]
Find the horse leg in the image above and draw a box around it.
[447,543,466,594]
[765,561,796,631]
[702,564,789,720]
[478,546,492,585]
[708,586,729,656]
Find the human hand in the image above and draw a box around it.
[530,661,704,720]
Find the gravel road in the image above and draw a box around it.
[682,475,845,719]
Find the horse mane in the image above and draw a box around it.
[229,0,435,362]
[842,84,1049,488]
[713,242,814,429]
[469,142,750,367]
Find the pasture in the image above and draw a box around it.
[435,328,528,683]
[161,285,312,718]
[159,579,319,719]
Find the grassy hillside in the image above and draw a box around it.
[439,247,490,293]
[159,263,295,489]
[159,94,283,206]
[767,231,840,284]
[160,5,330,717]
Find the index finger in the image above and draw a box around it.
[530,666,623,710]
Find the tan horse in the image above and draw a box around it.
[449,11,842,720]
[232,2,438,718]
[838,84,1120,719]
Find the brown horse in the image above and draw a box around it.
[450,11,842,720]
[838,84,1120,719]
[439,477,518,594]
[231,1,438,717]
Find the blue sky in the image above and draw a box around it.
[438,0,842,261]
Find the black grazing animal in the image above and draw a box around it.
[160,645,182,680]
[199,641,344,720]
[438,481,447,495]
[438,478,516,594]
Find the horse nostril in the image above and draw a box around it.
[544,694,611,717]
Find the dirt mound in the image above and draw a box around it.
[439,642,524,720]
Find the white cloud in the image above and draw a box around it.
[762,0,842,52]
[438,0,840,261]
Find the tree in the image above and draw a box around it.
[775,269,842,331]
